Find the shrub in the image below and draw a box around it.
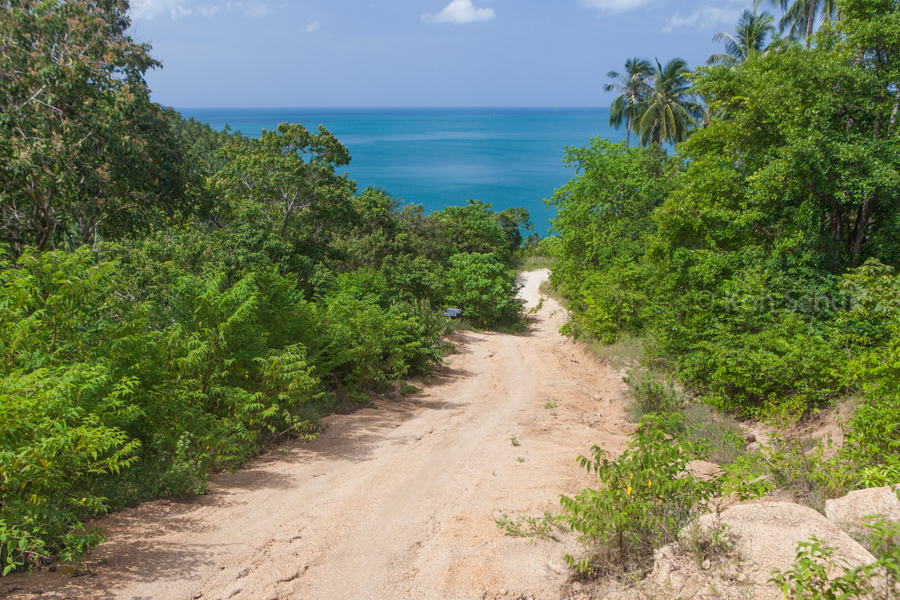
[321,292,446,388]
[558,413,720,577]
[842,395,900,488]
[444,252,524,328]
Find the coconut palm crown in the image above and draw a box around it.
[604,58,653,148]
[637,58,700,147]
[756,0,839,48]
[708,10,776,66]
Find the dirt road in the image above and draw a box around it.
[4,270,632,600]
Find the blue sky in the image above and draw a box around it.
[128,0,759,108]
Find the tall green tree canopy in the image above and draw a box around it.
[213,123,357,275]
[758,0,840,46]
[545,139,672,341]
[0,0,195,255]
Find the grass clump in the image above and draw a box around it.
[585,334,646,370]
[509,255,557,272]
[680,518,741,569]
[399,383,421,396]
[624,370,685,421]
[677,404,746,465]
[623,371,746,466]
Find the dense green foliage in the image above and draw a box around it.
[0,0,532,573]
[549,6,900,569]
[550,0,900,424]
[546,139,671,343]
[554,7,900,586]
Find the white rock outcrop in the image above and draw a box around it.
[650,502,875,600]
[825,485,900,539]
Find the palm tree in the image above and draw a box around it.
[637,58,699,147]
[708,10,776,66]
[756,0,839,48]
[604,58,653,148]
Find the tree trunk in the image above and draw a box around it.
[890,88,900,134]
[805,0,817,49]
[831,200,843,266]
[851,195,873,267]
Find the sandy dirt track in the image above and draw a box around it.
[3,270,632,600]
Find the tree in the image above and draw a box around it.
[214,123,357,271]
[431,200,511,260]
[757,0,840,47]
[496,207,534,253]
[604,58,653,148]
[545,139,671,341]
[637,58,699,147]
[0,0,193,255]
[708,10,776,66]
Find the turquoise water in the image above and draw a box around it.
[178,108,623,235]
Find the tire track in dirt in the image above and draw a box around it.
[2,269,632,600]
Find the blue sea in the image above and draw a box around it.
[177,108,623,236]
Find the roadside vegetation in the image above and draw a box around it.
[541,0,900,593]
[0,0,534,574]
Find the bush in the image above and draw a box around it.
[558,413,720,577]
[0,250,140,571]
[444,252,524,328]
[320,289,447,389]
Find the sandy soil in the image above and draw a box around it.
[2,269,633,600]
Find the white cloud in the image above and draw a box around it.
[130,0,270,20]
[244,3,270,17]
[130,0,188,20]
[662,6,744,32]
[306,20,321,33]
[577,0,653,15]
[422,0,495,24]
[171,4,193,18]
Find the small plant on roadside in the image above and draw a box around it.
[544,397,558,409]
[624,371,685,422]
[399,383,421,396]
[527,296,546,316]
[516,456,526,463]
[558,413,720,578]
[495,510,562,541]
[510,435,519,447]
[681,518,740,568]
